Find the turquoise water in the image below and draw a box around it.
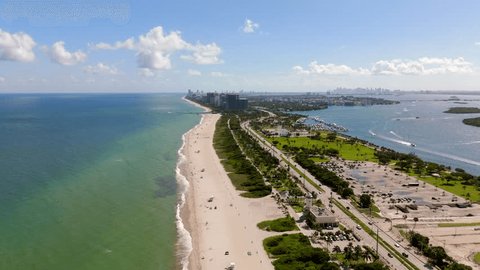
[0,94,201,269]
[301,94,480,176]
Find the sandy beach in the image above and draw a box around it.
[179,111,284,270]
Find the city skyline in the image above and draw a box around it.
[1,0,480,92]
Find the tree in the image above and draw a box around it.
[425,246,451,267]
[320,262,340,270]
[326,132,337,142]
[354,245,363,259]
[445,262,473,270]
[344,245,354,260]
[409,232,429,252]
[359,194,372,208]
[353,262,388,270]
[413,217,419,231]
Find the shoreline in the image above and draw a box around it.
[177,98,284,270]
[176,97,210,270]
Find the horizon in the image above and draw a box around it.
[1,1,480,92]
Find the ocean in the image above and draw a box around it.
[0,94,201,270]
[300,93,480,176]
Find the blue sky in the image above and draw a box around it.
[1,0,480,92]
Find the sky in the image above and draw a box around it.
[1,0,480,92]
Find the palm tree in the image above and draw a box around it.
[413,217,419,231]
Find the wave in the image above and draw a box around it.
[175,131,192,270]
[461,141,480,145]
[414,146,480,167]
[374,133,480,166]
[368,130,376,136]
[389,131,402,139]
[375,133,413,147]
[175,101,207,270]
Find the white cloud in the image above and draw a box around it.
[182,43,222,65]
[294,57,473,76]
[83,62,118,75]
[46,41,86,65]
[93,26,222,73]
[371,57,473,75]
[139,68,155,77]
[0,28,36,62]
[243,19,259,33]
[0,76,5,82]
[293,61,369,75]
[211,71,226,77]
[188,69,201,76]
[91,38,135,50]
[475,41,480,46]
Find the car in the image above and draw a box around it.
[394,243,400,248]
[368,221,373,225]
[387,253,393,258]
[402,252,409,258]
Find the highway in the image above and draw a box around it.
[240,120,430,270]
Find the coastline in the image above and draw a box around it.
[176,97,209,270]
[177,98,284,270]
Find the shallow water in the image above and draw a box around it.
[0,94,201,270]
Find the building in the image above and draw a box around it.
[305,195,338,228]
[186,91,248,111]
[225,94,248,111]
[308,206,338,226]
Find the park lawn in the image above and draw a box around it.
[269,136,377,162]
[437,222,480,228]
[411,173,480,202]
[257,216,299,232]
[474,252,480,265]
[310,156,330,163]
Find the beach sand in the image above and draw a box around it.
[180,112,283,270]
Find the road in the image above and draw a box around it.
[240,120,430,270]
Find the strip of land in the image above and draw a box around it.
[181,112,284,270]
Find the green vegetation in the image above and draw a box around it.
[257,216,299,232]
[413,174,480,202]
[406,231,472,269]
[437,222,480,228]
[213,115,271,197]
[330,244,385,269]
[295,152,353,198]
[263,233,336,270]
[310,156,330,163]
[269,135,377,162]
[474,252,480,265]
[359,194,372,209]
[463,117,480,127]
[376,149,480,202]
[444,107,480,114]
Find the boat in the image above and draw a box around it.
[410,143,416,147]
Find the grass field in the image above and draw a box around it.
[310,156,330,163]
[269,135,377,162]
[257,216,299,232]
[437,222,480,228]
[412,174,480,202]
[474,252,480,265]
